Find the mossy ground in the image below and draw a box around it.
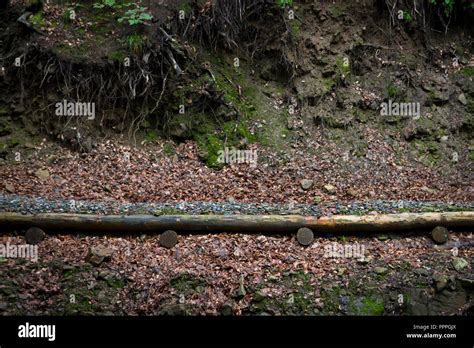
[0,258,126,315]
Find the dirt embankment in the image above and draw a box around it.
[0,0,472,203]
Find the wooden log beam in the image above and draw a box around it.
[0,213,307,233]
[304,211,474,233]
[0,211,473,233]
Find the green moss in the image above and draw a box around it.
[153,207,182,215]
[460,66,474,77]
[413,139,441,165]
[145,129,159,141]
[163,142,176,156]
[335,56,350,78]
[170,273,206,293]
[108,49,127,61]
[178,1,193,13]
[328,4,345,18]
[125,33,146,55]
[359,297,385,315]
[323,78,335,91]
[399,53,418,70]
[250,269,317,315]
[469,149,474,161]
[386,83,404,101]
[30,12,46,28]
[290,19,302,36]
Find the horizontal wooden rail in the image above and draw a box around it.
[0,211,473,233]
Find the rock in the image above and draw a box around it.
[374,267,388,275]
[357,255,373,264]
[431,226,449,244]
[34,168,50,180]
[377,235,389,241]
[24,227,45,245]
[0,302,7,311]
[158,303,189,316]
[5,183,14,193]
[452,257,468,272]
[458,93,467,105]
[300,179,313,190]
[220,302,234,316]
[83,137,93,153]
[87,245,114,266]
[323,184,336,194]
[457,277,474,288]
[233,277,247,299]
[253,291,266,302]
[414,268,430,276]
[433,274,448,292]
[296,227,314,246]
[346,188,357,197]
[159,230,178,249]
[421,186,436,194]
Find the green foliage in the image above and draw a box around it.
[93,1,153,26]
[93,0,118,9]
[278,0,293,8]
[430,0,456,16]
[118,4,153,26]
[125,33,146,54]
[30,12,46,27]
[63,8,74,23]
[403,11,413,22]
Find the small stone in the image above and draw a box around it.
[421,186,436,194]
[220,302,233,316]
[5,183,14,193]
[233,277,246,299]
[34,168,50,180]
[414,268,429,276]
[87,245,114,266]
[346,188,357,197]
[0,302,7,311]
[323,184,336,194]
[377,235,389,241]
[458,93,467,105]
[452,257,468,272]
[374,267,388,275]
[300,179,313,190]
[24,227,45,245]
[433,274,448,292]
[159,230,178,249]
[431,226,449,244]
[357,256,373,264]
[253,291,266,302]
[296,227,314,246]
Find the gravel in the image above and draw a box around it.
[0,194,472,217]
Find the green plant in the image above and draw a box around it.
[30,12,46,27]
[430,0,455,16]
[63,8,74,23]
[278,0,293,8]
[118,5,153,25]
[93,0,117,9]
[403,11,413,22]
[125,33,146,54]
